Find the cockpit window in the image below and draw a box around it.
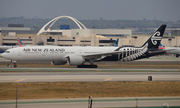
[5,51,10,53]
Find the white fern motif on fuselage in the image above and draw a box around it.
[120,43,148,61]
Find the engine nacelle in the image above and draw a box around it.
[66,55,85,66]
[51,60,66,65]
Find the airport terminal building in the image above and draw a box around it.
[0,16,133,47]
[0,30,132,47]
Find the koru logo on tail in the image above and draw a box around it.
[151,31,162,45]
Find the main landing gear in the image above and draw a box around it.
[77,65,98,68]
[14,63,17,68]
[77,60,98,68]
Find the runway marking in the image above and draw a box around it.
[104,78,112,81]
[14,79,25,82]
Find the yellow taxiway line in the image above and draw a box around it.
[104,78,112,81]
[14,79,25,82]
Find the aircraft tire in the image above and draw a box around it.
[77,65,98,68]
[14,64,17,68]
[93,65,98,68]
[176,54,179,57]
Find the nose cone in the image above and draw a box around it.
[1,52,9,59]
[1,53,5,58]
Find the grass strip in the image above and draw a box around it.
[0,81,180,100]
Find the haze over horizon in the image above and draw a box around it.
[0,0,180,22]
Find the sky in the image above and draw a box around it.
[0,0,180,22]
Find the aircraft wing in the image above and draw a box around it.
[81,50,123,60]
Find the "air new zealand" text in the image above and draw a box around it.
[23,48,65,53]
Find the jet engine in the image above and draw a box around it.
[66,55,85,65]
[51,60,66,65]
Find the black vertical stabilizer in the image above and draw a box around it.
[141,25,166,49]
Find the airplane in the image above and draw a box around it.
[1,25,166,68]
[17,38,25,47]
[0,38,24,51]
[158,43,165,50]
[113,38,119,47]
[0,38,24,54]
[159,43,180,57]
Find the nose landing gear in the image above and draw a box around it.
[6,60,17,68]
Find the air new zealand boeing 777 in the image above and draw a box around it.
[2,25,166,68]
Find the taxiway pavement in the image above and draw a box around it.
[0,71,180,83]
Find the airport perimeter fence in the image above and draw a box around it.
[1,89,180,108]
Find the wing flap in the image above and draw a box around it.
[82,51,123,60]
[148,49,175,54]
